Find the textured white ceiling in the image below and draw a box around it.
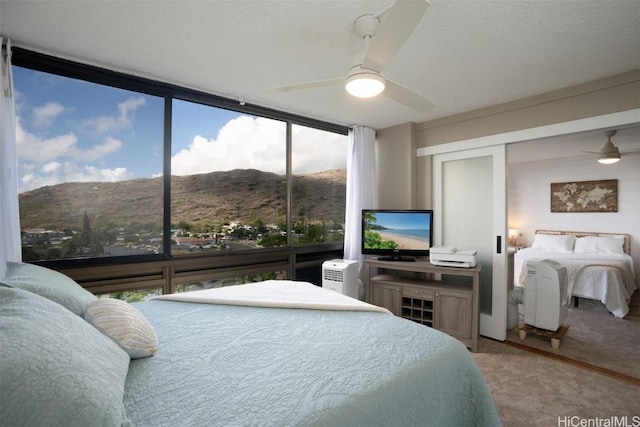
[1,0,639,130]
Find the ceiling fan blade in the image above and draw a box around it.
[270,78,343,93]
[362,0,430,72]
[383,79,434,112]
[582,148,640,156]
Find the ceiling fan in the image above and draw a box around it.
[583,130,640,164]
[271,0,435,112]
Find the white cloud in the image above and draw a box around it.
[16,118,122,164]
[69,165,133,183]
[17,119,79,163]
[83,96,146,134]
[73,136,123,162]
[32,101,64,128]
[42,161,61,174]
[291,124,348,174]
[171,116,347,176]
[15,118,130,193]
[19,161,134,193]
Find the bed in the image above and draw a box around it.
[514,230,637,318]
[0,261,501,427]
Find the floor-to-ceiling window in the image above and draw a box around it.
[11,48,347,293]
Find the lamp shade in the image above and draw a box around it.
[345,72,385,98]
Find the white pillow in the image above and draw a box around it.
[84,298,158,359]
[531,234,575,253]
[574,236,625,255]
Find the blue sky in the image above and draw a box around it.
[13,66,347,193]
[370,212,431,231]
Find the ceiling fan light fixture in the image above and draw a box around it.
[345,72,385,98]
[597,139,621,164]
[598,155,620,165]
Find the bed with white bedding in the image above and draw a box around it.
[514,230,637,318]
[0,262,501,427]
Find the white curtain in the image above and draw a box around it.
[343,125,377,295]
[1,38,21,271]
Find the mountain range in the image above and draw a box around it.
[19,168,346,231]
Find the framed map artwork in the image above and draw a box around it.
[550,179,618,213]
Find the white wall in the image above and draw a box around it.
[507,152,640,282]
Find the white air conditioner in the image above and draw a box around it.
[322,259,359,299]
[524,260,569,332]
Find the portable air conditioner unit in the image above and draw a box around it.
[322,259,359,299]
[524,260,569,332]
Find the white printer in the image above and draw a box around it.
[429,246,477,268]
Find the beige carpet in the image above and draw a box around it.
[506,293,640,379]
[472,338,640,427]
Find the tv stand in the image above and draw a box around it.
[377,255,416,262]
[365,257,480,352]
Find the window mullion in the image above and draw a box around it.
[163,96,173,256]
[286,121,293,248]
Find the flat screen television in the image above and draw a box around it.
[361,209,433,261]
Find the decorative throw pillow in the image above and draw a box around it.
[531,234,575,253]
[0,261,96,316]
[574,236,625,255]
[0,287,131,426]
[85,298,158,359]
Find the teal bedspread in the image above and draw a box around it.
[124,300,500,426]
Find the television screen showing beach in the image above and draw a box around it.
[363,211,431,250]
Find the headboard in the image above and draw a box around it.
[535,230,631,255]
